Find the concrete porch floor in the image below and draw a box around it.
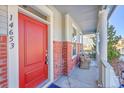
[54,61,99,88]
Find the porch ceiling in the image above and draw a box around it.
[54,5,101,34]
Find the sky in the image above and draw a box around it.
[109,5,124,38]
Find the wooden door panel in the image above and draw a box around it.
[25,68,43,83]
[25,20,44,65]
[19,13,48,88]
[24,62,42,72]
[25,76,45,88]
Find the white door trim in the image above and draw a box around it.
[18,7,50,25]
[8,5,54,88]
[8,5,19,88]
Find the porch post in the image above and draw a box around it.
[99,9,108,87]
[96,32,101,81]
[96,32,103,86]
[96,32,99,65]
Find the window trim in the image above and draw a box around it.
[72,26,78,57]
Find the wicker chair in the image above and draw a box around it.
[79,54,91,69]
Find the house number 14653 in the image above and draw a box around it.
[9,14,14,49]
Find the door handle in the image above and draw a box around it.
[45,50,48,64]
[45,55,48,64]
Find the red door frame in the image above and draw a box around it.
[18,13,48,88]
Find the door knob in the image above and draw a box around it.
[45,55,48,64]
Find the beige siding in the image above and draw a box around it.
[0,6,8,35]
[48,6,63,41]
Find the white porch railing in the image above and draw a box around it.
[101,61,120,88]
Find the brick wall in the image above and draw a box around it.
[62,41,70,75]
[0,35,7,88]
[0,6,8,88]
[54,41,78,79]
[62,41,77,75]
[53,41,63,80]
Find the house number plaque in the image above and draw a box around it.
[9,14,14,49]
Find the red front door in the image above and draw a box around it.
[19,13,48,88]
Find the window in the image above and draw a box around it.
[72,27,77,56]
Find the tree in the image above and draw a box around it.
[107,24,121,62]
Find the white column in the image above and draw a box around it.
[96,32,103,85]
[99,9,108,87]
[96,32,99,65]
[99,10,108,64]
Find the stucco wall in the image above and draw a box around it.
[65,14,82,42]
[48,6,83,42]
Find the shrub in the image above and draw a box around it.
[107,24,121,62]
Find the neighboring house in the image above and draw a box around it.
[0,5,118,88]
[116,38,124,55]
[83,34,95,52]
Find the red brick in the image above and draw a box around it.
[0,36,7,43]
[0,48,7,52]
[0,79,7,85]
[0,71,7,76]
[1,67,7,72]
[53,41,63,80]
[1,83,7,88]
[0,44,7,47]
[0,35,7,88]
[0,63,7,67]
[53,41,80,79]
[2,75,7,79]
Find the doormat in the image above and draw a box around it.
[48,83,61,88]
[119,84,124,88]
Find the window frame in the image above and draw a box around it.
[72,26,77,57]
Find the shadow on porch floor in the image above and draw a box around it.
[53,60,99,88]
